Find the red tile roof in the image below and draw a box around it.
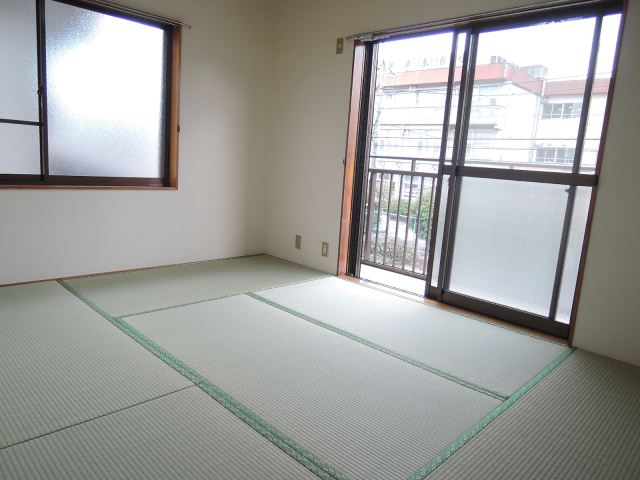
[378,63,543,94]
[377,64,610,97]
[543,78,610,96]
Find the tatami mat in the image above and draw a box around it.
[0,387,319,480]
[428,350,640,480]
[256,277,567,398]
[4,261,632,480]
[0,282,190,449]
[65,255,326,317]
[127,295,501,480]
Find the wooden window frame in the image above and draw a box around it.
[0,0,182,190]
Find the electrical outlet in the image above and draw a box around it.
[295,235,302,250]
[336,37,344,54]
[321,241,329,257]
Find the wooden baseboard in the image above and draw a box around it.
[0,253,265,289]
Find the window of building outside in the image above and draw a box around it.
[542,102,583,119]
[535,147,576,164]
[0,0,181,188]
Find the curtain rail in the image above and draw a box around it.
[346,0,618,41]
[73,0,192,28]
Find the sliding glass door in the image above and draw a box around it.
[431,13,622,337]
[346,1,623,337]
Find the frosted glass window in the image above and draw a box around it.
[0,124,41,174]
[556,187,591,323]
[45,0,166,177]
[448,178,568,316]
[0,0,39,121]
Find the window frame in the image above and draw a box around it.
[534,147,577,164]
[431,10,618,339]
[0,0,182,190]
[339,0,626,341]
[542,102,583,119]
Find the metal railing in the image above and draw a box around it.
[361,158,438,279]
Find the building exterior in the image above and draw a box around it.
[370,56,609,175]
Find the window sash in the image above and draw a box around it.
[343,0,622,340]
[0,0,181,189]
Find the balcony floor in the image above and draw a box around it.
[360,263,426,296]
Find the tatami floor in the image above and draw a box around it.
[0,255,639,479]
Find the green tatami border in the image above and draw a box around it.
[247,292,508,401]
[54,273,574,480]
[408,346,576,480]
[57,280,348,480]
[116,276,329,319]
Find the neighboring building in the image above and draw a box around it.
[535,77,610,171]
[370,56,609,176]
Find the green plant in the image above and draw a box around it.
[389,190,432,237]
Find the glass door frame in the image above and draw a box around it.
[339,0,625,340]
[430,8,621,339]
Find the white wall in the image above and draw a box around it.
[265,0,548,272]
[2,0,638,367]
[0,0,274,285]
[265,0,640,366]
[571,1,640,367]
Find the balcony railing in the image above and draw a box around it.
[362,158,437,279]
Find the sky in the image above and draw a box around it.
[378,14,621,81]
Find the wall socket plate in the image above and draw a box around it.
[321,241,329,257]
[295,234,302,249]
